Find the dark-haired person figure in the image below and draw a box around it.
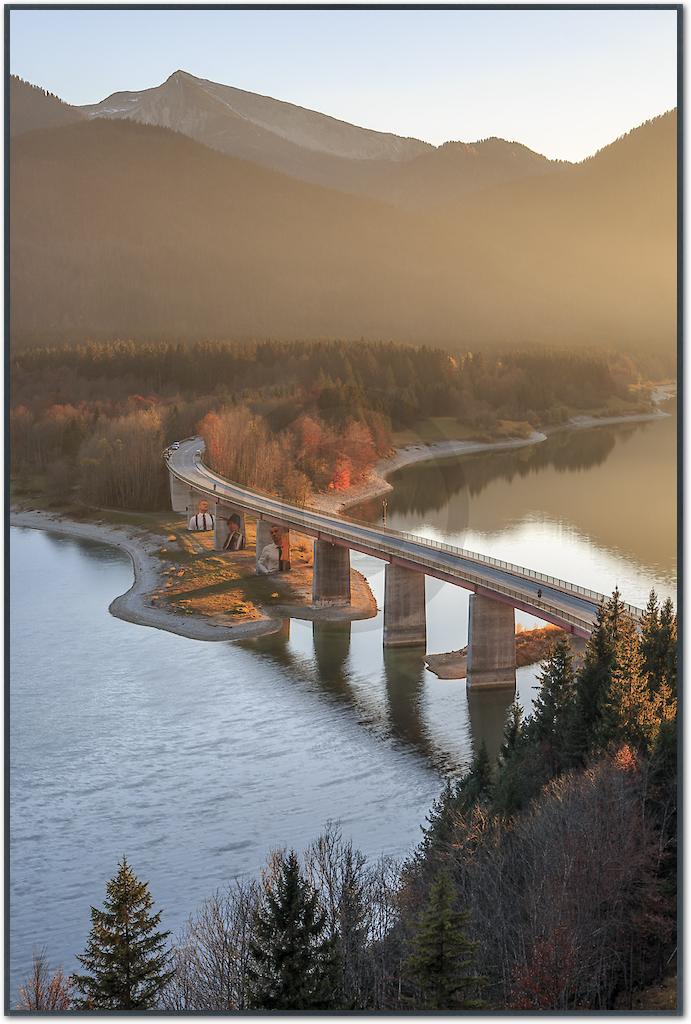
[223,513,245,551]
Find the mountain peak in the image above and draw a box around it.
[80,70,431,168]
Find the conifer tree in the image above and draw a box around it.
[417,746,492,867]
[499,700,524,763]
[493,700,551,816]
[247,850,337,1010]
[658,597,677,695]
[457,741,493,810]
[416,779,458,865]
[73,857,172,1009]
[530,633,576,772]
[566,590,622,763]
[405,868,483,1010]
[599,610,658,752]
[638,590,660,686]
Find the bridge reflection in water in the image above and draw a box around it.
[237,618,518,773]
[168,436,640,695]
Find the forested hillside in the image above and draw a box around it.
[10,111,676,356]
[11,339,649,511]
[10,75,85,135]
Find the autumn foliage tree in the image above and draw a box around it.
[16,950,73,1011]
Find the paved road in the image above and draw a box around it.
[167,438,641,637]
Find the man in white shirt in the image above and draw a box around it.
[257,525,283,574]
[188,499,215,532]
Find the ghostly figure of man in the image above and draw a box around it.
[188,499,215,532]
[223,513,245,551]
[257,526,283,574]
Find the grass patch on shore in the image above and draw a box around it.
[392,418,487,446]
[392,417,535,447]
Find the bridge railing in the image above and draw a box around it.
[167,443,641,624]
[320,527,597,633]
[338,512,643,619]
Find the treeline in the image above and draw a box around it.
[11,340,649,510]
[19,592,677,1011]
[10,75,85,138]
[13,339,645,428]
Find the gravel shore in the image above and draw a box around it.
[11,392,672,642]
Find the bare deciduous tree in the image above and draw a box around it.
[163,880,259,1011]
[16,949,73,1011]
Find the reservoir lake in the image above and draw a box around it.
[9,403,676,995]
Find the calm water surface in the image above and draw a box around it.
[9,404,676,995]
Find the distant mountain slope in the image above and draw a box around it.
[438,110,676,351]
[10,111,676,355]
[80,70,433,195]
[79,70,560,206]
[10,75,86,136]
[361,137,558,208]
[82,70,429,161]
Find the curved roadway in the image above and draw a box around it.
[166,437,642,638]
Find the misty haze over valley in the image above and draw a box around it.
[10,71,676,357]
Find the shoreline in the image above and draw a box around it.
[317,399,673,515]
[9,510,377,641]
[11,389,673,641]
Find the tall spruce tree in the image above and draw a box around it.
[598,609,659,752]
[247,850,337,1010]
[529,633,576,773]
[499,700,524,763]
[658,597,677,695]
[73,857,172,1010]
[405,868,483,1010]
[639,590,661,687]
[416,779,458,866]
[457,741,493,810]
[493,699,552,816]
[566,590,623,764]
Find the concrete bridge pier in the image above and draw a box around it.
[466,593,516,689]
[170,474,213,523]
[383,564,426,648]
[169,472,196,515]
[312,540,351,606]
[256,520,291,574]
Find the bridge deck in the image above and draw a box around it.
[167,438,641,637]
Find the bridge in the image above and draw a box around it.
[166,437,641,689]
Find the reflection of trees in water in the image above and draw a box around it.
[465,687,516,765]
[355,428,625,520]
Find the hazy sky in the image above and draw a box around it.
[9,7,678,161]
